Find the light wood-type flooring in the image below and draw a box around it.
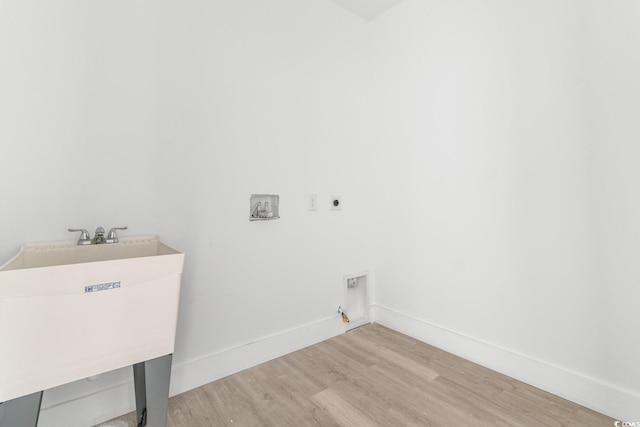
[102,324,613,426]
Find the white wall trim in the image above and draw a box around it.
[170,315,343,395]
[372,304,640,422]
[37,315,344,427]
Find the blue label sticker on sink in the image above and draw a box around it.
[84,281,121,293]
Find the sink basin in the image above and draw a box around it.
[0,235,184,403]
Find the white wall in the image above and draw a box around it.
[370,0,640,420]
[153,0,373,362]
[0,1,162,252]
[585,0,640,403]
[1,1,374,425]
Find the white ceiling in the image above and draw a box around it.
[329,0,403,21]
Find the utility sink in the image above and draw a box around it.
[0,235,184,403]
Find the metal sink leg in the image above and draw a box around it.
[0,391,43,427]
[133,354,172,427]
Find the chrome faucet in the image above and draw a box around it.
[68,226,128,245]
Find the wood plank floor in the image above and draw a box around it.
[101,324,613,426]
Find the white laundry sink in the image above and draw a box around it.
[0,235,184,403]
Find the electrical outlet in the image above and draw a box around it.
[308,194,318,211]
[330,196,342,211]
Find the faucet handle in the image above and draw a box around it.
[106,226,128,243]
[68,228,91,245]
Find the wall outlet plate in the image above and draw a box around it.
[308,194,318,211]
[330,196,342,210]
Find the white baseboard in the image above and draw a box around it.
[169,315,343,396]
[372,304,640,422]
[37,315,344,427]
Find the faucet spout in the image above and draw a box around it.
[91,227,106,244]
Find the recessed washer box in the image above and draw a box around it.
[0,235,184,403]
[343,271,369,331]
[250,194,280,220]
